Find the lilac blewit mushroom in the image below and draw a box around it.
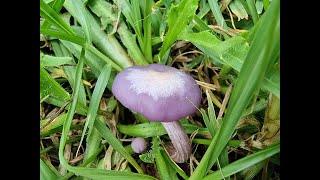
[112,64,201,163]
[131,137,148,154]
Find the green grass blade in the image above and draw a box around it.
[72,0,92,44]
[161,149,189,179]
[152,136,177,180]
[40,158,61,179]
[94,117,144,174]
[40,113,67,136]
[42,0,66,29]
[40,28,86,46]
[50,40,87,107]
[58,47,86,172]
[262,68,280,97]
[78,64,112,154]
[246,0,259,23]
[158,0,198,64]
[40,0,75,35]
[59,40,117,78]
[200,109,215,137]
[118,121,209,137]
[217,147,230,180]
[208,0,229,29]
[40,66,70,101]
[189,0,279,179]
[142,0,153,62]
[203,143,280,180]
[40,52,73,67]
[229,0,249,21]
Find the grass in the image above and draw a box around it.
[40,0,280,179]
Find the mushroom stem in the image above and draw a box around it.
[161,121,192,163]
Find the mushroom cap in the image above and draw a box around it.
[112,64,201,122]
[131,137,148,154]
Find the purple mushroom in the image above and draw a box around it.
[112,64,201,163]
[131,137,148,154]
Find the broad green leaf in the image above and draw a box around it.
[40,0,75,35]
[189,0,280,179]
[139,152,155,163]
[216,35,250,72]
[158,0,198,63]
[229,0,249,20]
[178,30,221,49]
[203,143,280,180]
[40,66,70,101]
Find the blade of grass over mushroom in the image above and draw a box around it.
[158,0,198,64]
[40,0,75,35]
[87,0,148,65]
[77,64,112,156]
[202,143,280,180]
[189,0,279,179]
[64,0,134,69]
[94,117,144,174]
[118,122,209,137]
